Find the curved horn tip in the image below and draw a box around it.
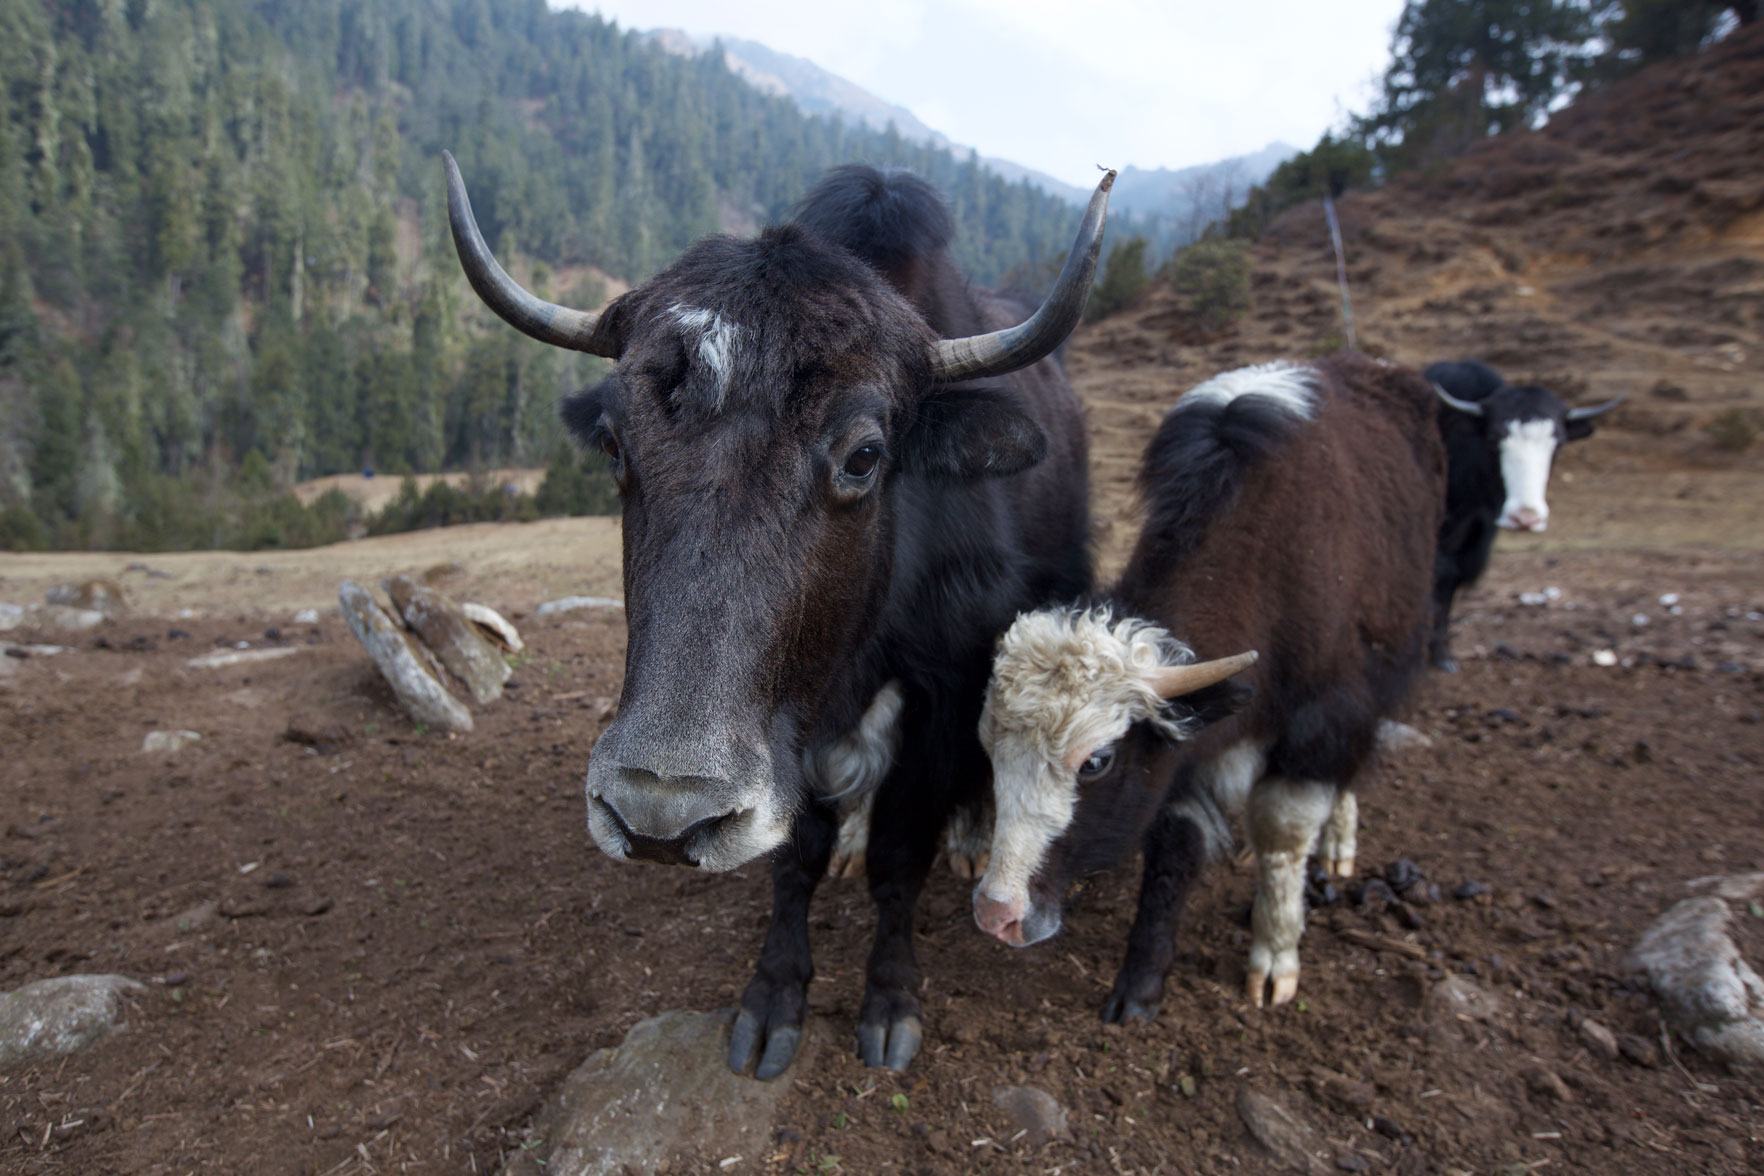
[1095,166,1117,192]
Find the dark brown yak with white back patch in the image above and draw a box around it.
[444,154,1110,1076]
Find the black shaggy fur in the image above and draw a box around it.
[564,165,1091,1079]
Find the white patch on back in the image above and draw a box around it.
[1176,361,1316,420]
[668,303,743,410]
[1497,418,1558,530]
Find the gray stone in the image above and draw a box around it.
[0,974,147,1070]
[505,1009,808,1176]
[142,730,202,753]
[1630,875,1764,1071]
[1576,1016,1620,1061]
[1375,719,1433,752]
[535,595,624,616]
[1424,974,1506,1026]
[462,602,523,653]
[185,646,307,670]
[45,579,129,617]
[0,603,23,631]
[29,603,105,631]
[387,576,510,704]
[992,1085,1070,1146]
[1235,1088,1331,1175]
[339,580,473,733]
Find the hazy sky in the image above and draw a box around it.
[559,0,1408,187]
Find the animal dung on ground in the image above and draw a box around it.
[386,575,511,704]
[338,580,474,733]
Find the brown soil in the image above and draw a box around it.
[6,26,1764,1176]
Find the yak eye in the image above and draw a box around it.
[599,432,622,465]
[841,444,882,481]
[1077,746,1115,780]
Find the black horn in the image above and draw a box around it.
[929,169,1116,383]
[1431,381,1484,417]
[443,151,620,357]
[1566,394,1625,422]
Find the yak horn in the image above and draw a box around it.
[1566,394,1625,422]
[930,169,1116,383]
[1431,381,1484,417]
[443,151,620,357]
[1149,650,1258,700]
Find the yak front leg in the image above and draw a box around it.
[728,803,836,1080]
[1103,806,1209,1023]
[855,774,944,1071]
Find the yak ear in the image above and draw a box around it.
[1160,679,1254,737]
[560,380,616,448]
[1563,417,1596,443]
[898,386,1047,481]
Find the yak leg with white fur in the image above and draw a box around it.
[728,803,837,1079]
[1317,788,1357,878]
[827,790,874,879]
[1246,778,1335,1008]
[1102,808,1210,1023]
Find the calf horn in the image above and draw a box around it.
[930,169,1117,383]
[1566,394,1625,421]
[1431,382,1484,417]
[443,152,621,357]
[1149,650,1258,700]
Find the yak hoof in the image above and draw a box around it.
[1324,855,1356,879]
[856,1011,923,1072]
[1102,993,1159,1024]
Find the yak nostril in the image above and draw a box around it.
[592,793,741,867]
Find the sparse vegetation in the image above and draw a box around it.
[1086,237,1150,322]
[1705,408,1761,452]
[1170,240,1252,332]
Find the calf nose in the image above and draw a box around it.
[974,891,1025,945]
[588,772,742,867]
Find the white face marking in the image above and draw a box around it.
[975,608,1200,914]
[1176,361,1316,420]
[1497,418,1559,531]
[668,303,743,409]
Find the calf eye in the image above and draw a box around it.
[1077,746,1115,780]
[842,444,882,480]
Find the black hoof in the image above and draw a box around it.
[728,975,808,1080]
[1431,654,1460,674]
[1101,992,1160,1024]
[856,989,924,1071]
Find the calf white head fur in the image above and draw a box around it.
[974,607,1254,945]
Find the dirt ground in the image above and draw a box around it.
[4,25,1764,1176]
[290,470,548,513]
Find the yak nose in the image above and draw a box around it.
[1506,506,1546,531]
[974,891,1026,945]
[587,770,744,867]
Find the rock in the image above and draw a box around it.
[462,602,523,652]
[142,730,202,753]
[992,1085,1070,1146]
[1235,1088,1331,1175]
[536,595,625,616]
[1629,875,1764,1071]
[30,603,105,631]
[387,576,510,704]
[46,579,128,617]
[1618,1033,1661,1068]
[1425,974,1506,1031]
[504,1009,809,1176]
[1453,880,1492,900]
[1521,1064,1573,1103]
[292,608,320,624]
[1308,1067,1375,1114]
[0,974,147,1070]
[1576,1017,1620,1061]
[185,646,306,669]
[338,580,472,733]
[1375,719,1432,751]
[0,603,22,631]
[283,715,352,755]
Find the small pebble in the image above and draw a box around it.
[1453,880,1492,900]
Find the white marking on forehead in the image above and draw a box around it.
[1176,361,1316,420]
[976,607,1202,910]
[1497,418,1558,529]
[668,303,743,410]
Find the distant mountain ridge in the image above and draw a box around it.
[1109,142,1298,218]
[647,29,1094,203]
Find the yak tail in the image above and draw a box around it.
[1137,375,1314,560]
